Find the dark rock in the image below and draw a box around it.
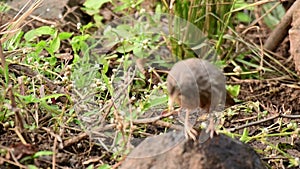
[121,131,266,169]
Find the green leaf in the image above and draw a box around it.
[239,128,249,142]
[16,93,65,104]
[155,3,162,14]
[116,41,134,53]
[35,40,47,53]
[27,165,39,169]
[48,56,57,66]
[39,94,65,102]
[58,32,73,40]
[97,164,112,169]
[24,26,56,41]
[73,54,80,64]
[81,7,99,16]
[81,22,95,32]
[17,94,39,103]
[83,0,111,10]
[94,14,104,27]
[5,30,24,50]
[114,3,130,12]
[262,2,284,29]
[226,85,240,97]
[234,0,254,10]
[151,96,168,107]
[101,59,109,74]
[133,45,143,57]
[86,164,94,169]
[115,24,133,38]
[235,57,273,72]
[40,101,60,114]
[49,36,60,53]
[236,12,251,23]
[0,3,10,12]
[3,63,9,86]
[33,151,53,158]
[71,34,90,53]
[102,72,113,96]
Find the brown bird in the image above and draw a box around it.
[167,58,234,140]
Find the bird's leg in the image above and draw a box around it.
[206,117,215,138]
[184,109,198,141]
[205,107,217,138]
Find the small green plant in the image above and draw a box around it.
[262,2,285,29]
[0,2,10,12]
[20,151,53,166]
[226,84,240,97]
[113,0,144,12]
[233,0,254,24]
[23,26,73,67]
[81,0,112,27]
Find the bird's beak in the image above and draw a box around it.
[168,97,174,112]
